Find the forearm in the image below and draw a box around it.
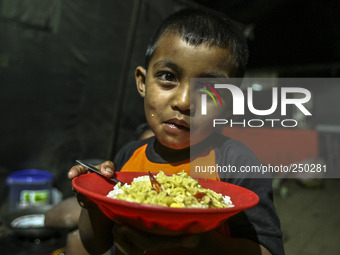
[79,207,114,255]
[193,231,272,255]
[215,238,271,255]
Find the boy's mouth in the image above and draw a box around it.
[164,118,190,131]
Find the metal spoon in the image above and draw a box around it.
[76,160,124,185]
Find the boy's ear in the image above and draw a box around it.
[135,66,147,98]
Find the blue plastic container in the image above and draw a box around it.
[6,169,53,212]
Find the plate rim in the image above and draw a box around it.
[72,172,259,214]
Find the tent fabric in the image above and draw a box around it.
[0,0,195,196]
[1,0,62,33]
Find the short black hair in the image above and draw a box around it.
[145,8,249,77]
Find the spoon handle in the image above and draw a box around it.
[76,160,124,185]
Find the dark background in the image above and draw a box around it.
[0,0,339,197]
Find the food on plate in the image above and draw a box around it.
[107,171,234,208]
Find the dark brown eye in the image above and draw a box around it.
[161,73,176,82]
[158,72,176,82]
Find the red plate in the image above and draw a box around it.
[72,172,259,235]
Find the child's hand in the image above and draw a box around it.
[68,160,114,209]
[67,160,115,179]
[112,224,271,255]
[113,224,201,255]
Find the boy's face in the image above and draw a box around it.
[136,33,233,150]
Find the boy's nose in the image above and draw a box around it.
[171,83,190,114]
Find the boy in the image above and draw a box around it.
[68,9,284,255]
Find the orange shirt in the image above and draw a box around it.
[120,143,220,180]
